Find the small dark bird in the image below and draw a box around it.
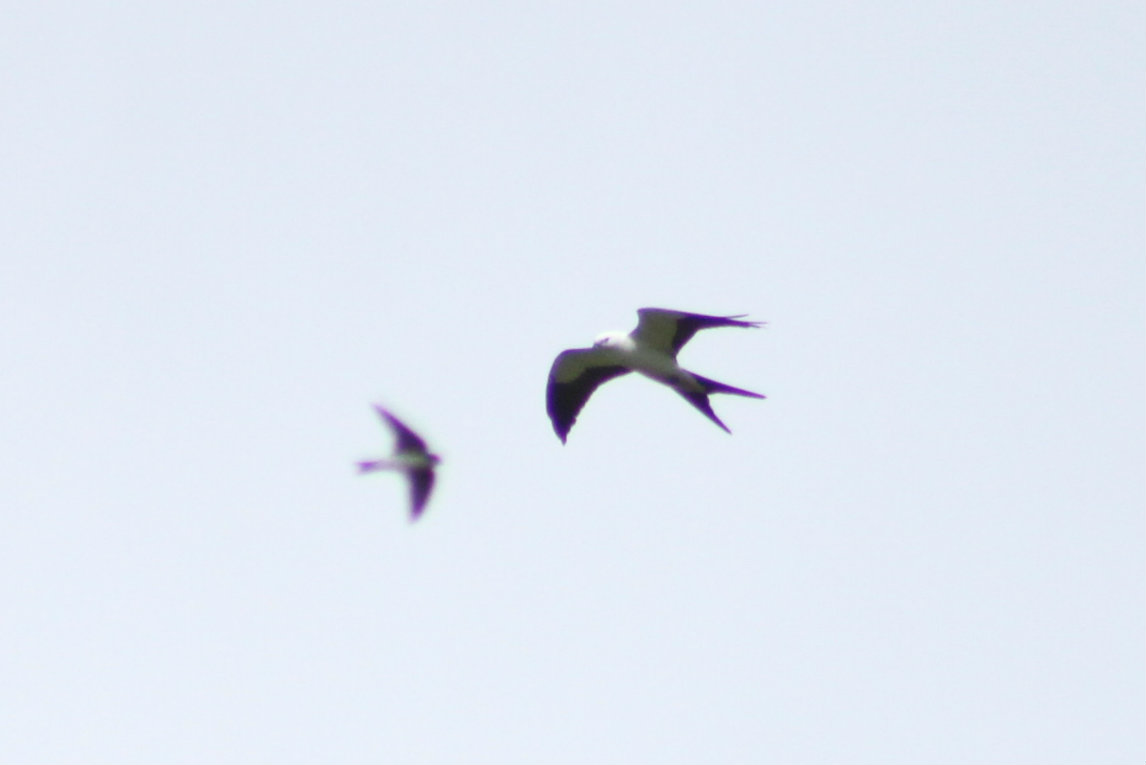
[357,405,441,521]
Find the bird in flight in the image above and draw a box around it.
[546,307,766,443]
[356,406,441,521]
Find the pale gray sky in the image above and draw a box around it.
[2,2,1143,763]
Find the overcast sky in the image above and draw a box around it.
[2,2,1143,763]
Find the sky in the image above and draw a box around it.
[2,2,1143,763]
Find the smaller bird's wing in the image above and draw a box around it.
[407,467,436,521]
[632,308,763,357]
[374,406,430,452]
[546,348,631,443]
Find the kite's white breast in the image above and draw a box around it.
[596,333,682,381]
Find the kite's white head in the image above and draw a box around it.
[592,330,629,349]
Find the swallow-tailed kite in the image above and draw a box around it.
[357,405,441,521]
[546,307,765,443]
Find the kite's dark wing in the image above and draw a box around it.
[546,348,631,443]
[632,308,763,357]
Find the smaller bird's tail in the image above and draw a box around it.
[356,460,394,473]
[691,373,766,399]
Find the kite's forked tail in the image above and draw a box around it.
[675,373,766,435]
[691,373,766,400]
